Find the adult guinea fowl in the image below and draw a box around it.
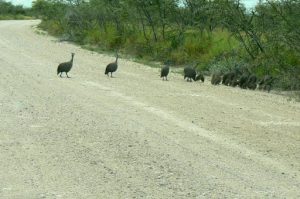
[196,73,205,82]
[105,52,119,77]
[57,53,75,78]
[238,73,250,89]
[184,67,203,82]
[211,72,222,85]
[247,74,258,90]
[259,75,274,92]
[222,71,236,86]
[161,65,170,81]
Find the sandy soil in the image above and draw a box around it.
[0,20,300,198]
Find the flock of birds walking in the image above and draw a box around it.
[57,52,274,92]
[210,69,275,92]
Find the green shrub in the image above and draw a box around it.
[38,20,65,36]
[85,27,102,45]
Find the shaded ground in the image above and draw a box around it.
[0,20,300,198]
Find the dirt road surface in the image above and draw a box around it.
[0,20,300,198]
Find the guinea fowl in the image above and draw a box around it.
[259,75,274,92]
[247,74,258,90]
[161,65,170,81]
[184,67,198,82]
[238,73,250,89]
[222,69,241,87]
[211,72,222,85]
[222,71,236,86]
[105,52,119,77]
[196,73,205,82]
[57,53,75,78]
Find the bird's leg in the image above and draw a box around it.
[66,72,70,78]
[166,77,168,81]
[111,73,113,78]
[60,73,62,78]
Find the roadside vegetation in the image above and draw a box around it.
[0,0,33,20]
[5,0,300,91]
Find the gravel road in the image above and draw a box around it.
[0,20,300,198]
